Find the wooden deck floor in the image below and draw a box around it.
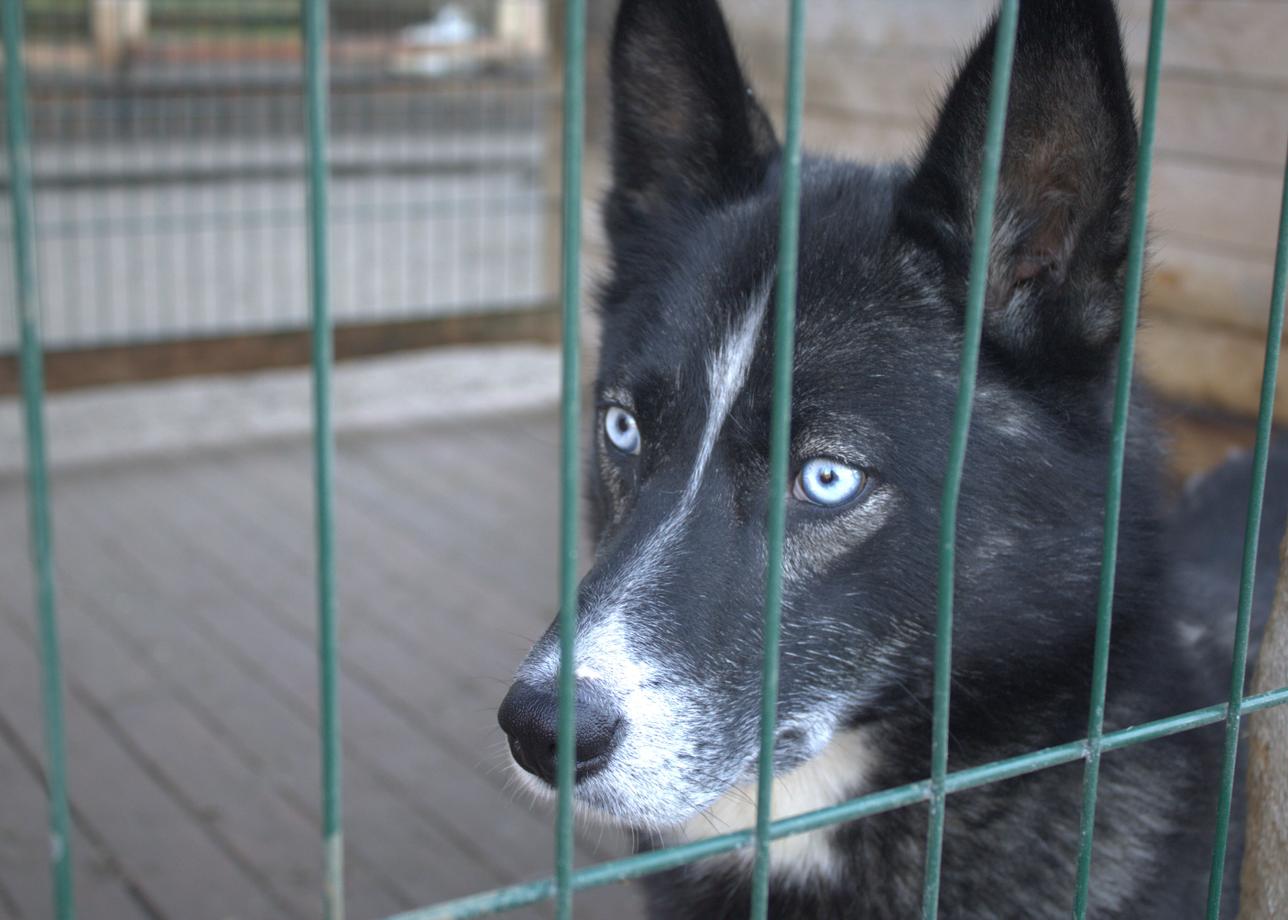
[0,410,646,920]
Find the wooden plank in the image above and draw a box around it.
[0,568,287,920]
[198,434,551,730]
[758,84,1286,261]
[750,44,1288,171]
[45,575,420,919]
[245,431,557,691]
[0,306,560,398]
[793,109,922,163]
[0,726,32,919]
[0,713,147,920]
[24,493,410,919]
[0,419,658,920]
[755,108,1284,347]
[0,522,337,920]
[167,431,640,915]
[1152,159,1284,257]
[344,435,559,604]
[1146,238,1282,336]
[188,433,635,837]
[1139,313,1288,425]
[727,0,1002,57]
[56,464,523,907]
[80,446,640,917]
[1121,0,1288,85]
[1148,75,1288,172]
[727,0,1288,83]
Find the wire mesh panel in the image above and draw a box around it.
[0,0,551,351]
[379,0,1288,916]
[6,0,1288,919]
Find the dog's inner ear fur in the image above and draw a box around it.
[900,0,1139,378]
[608,0,778,230]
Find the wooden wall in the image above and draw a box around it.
[578,0,1288,422]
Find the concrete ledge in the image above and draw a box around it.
[0,344,559,477]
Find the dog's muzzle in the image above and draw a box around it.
[497,678,623,785]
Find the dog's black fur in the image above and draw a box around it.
[499,1,1287,916]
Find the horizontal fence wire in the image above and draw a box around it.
[554,0,586,917]
[301,0,343,917]
[378,686,1288,920]
[920,2,1018,917]
[2,0,75,916]
[1072,0,1168,915]
[748,0,806,915]
[1204,139,1288,920]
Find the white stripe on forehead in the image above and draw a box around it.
[525,286,770,685]
[683,292,769,509]
[594,288,769,610]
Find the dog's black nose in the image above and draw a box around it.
[497,679,621,784]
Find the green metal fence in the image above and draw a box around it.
[6,0,1288,918]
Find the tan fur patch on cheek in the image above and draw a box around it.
[676,729,878,881]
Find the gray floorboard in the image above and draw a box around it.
[0,411,644,920]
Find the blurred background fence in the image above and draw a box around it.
[0,0,555,388]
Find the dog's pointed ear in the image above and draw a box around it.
[606,0,778,235]
[899,0,1138,378]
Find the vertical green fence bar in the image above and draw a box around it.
[1071,2,1167,915]
[919,4,1018,918]
[747,0,806,916]
[302,0,344,917]
[1204,141,1288,920]
[2,2,75,917]
[555,0,587,917]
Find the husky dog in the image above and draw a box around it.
[498,0,1286,916]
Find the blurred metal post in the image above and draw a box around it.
[301,0,344,917]
[1205,140,1288,920]
[2,0,75,916]
[920,3,1018,916]
[748,0,806,915]
[554,0,587,915]
[1071,2,1168,914]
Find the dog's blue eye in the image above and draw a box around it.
[793,458,866,507]
[604,406,641,455]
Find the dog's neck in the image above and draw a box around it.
[668,727,878,883]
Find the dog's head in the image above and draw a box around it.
[500,0,1144,829]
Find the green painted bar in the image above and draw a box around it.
[380,686,1288,920]
[920,3,1018,918]
[555,0,587,917]
[1203,142,1288,920]
[1071,2,1168,915]
[1,0,75,916]
[748,0,807,915]
[301,0,344,917]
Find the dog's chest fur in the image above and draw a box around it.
[645,734,1210,920]
[673,729,877,881]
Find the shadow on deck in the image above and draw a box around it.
[0,409,647,920]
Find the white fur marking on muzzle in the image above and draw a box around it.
[515,289,771,825]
